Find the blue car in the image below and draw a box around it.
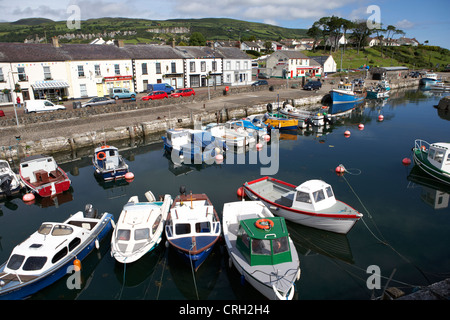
[109,87,136,100]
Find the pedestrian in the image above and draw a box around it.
[16,96,21,108]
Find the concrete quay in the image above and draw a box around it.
[0,77,420,161]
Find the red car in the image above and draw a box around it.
[170,88,195,98]
[141,91,168,101]
[0,110,5,117]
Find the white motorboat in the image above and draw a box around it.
[222,200,301,300]
[243,177,363,234]
[0,160,22,199]
[203,123,250,148]
[111,191,172,264]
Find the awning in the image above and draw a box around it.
[32,81,70,90]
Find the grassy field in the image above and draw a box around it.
[305,45,450,71]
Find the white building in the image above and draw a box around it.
[215,47,252,86]
[266,50,320,79]
[311,56,337,74]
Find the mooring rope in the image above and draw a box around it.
[189,243,200,300]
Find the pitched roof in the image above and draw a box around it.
[122,44,184,59]
[175,46,224,59]
[215,47,251,59]
[276,50,309,59]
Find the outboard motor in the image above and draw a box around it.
[84,203,98,218]
[0,176,12,197]
[179,185,186,196]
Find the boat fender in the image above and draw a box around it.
[228,257,233,268]
[95,239,100,249]
[267,103,273,113]
[255,219,274,230]
[73,259,81,271]
[97,152,106,161]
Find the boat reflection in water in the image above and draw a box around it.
[407,165,450,210]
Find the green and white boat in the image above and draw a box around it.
[222,200,301,300]
[412,140,450,186]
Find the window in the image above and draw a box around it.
[135,228,150,241]
[156,62,161,74]
[77,65,85,77]
[142,63,148,75]
[212,61,217,72]
[226,61,231,71]
[237,226,250,248]
[201,61,206,72]
[114,64,120,75]
[296,191,311,203]
[69,238,81,251]
[80,84,88,97]
[23,256,47,271]
[0,68,4,82]
[43,66,52,80]
[38,223,53,235]
[171,62,176,73]
[17,67,27,81]
[190,61,195,72]
[117,229,131,241]
[51,247,68,264]
[236,62,240,70]
[152,214,162,234]
[6,254,25,270]
[94,64,101,76]
[434,150,444,163]
[252,239,271,255]
[272,237,289,255]
[175,223,191,235]
[312,190,325,203]
[325,186,334,198]
[52,225,73,236]
[196,222,210,233]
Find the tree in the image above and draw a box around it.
[306,25,321,52]
[350,20,372,54]
[189,32,206,46]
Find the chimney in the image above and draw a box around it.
[172,39,176,48]
[115,39,125,48]
[51,36,60,48]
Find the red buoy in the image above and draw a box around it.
[237,187,244,198]
[402,158,411,166]
[335,165,345,175]
[125,172,134,181]
[378,115,384,121]
[344,130,351,137]
[358,124,364,130]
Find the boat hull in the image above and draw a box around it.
[265,118,298,130]
[169,237,217,271]
[0,213,114,300]
[412,149,450,186]
[330,90,366,104]
[21,171,71,197]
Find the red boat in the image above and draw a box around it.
[19,154,71,197]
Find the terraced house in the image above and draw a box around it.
[0,39,252,106]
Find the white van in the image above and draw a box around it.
[25,100,66,113]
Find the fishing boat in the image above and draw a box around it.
[412,139,450,185]
[92,145,129,181]
[330,80,367,104]
[420,73,440,87]
[366,85,390,99]
[222,200,300,300]
[235,119,268,138]
[165,190,221,271]
[429,82,450,91]
[162,128,227,164]
[111,191,172,264]
[327,101,364,117]
[0,160,22,199]
[19,154,71,198]
[278,104,330,127]
[203,123,251,148]
[243,177,363,234]
[0,204,114,300]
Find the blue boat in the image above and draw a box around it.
[419,73,440,87]
[93,145,129,181]
[330,81,367,104]
[328,101,365,117]
[162,128,227,164]
[0,205,114,299]
[165,192,221,271]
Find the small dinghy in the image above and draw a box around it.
[111,191,172,264]
[93,145,129,181]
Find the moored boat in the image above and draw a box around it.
[0,205,114,299]
[111,191,172,264]
[92,145,129,181]
[0,160,22,199]
[243,177,362,234]
[222,200,300,300]
[330,81,367,104]
[165,190,221,271]
[412,139,450,185]
[420,73,440,87]
[19,154,71,198]
[429,82,450,91]
[279,104,330,127]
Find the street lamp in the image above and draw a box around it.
[8,70,20,127]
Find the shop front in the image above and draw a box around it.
[31,80,70,102]
[97,75,133,97]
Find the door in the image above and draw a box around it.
[96,83,104,97]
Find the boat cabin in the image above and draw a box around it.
[94,146,123,170]
[279,180,337,212]
[20,155,60,184]
[236,217,292,266]
[166,129,190,148]
[428,143,450,172]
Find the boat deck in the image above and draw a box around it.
[23,169,65,187]
[0,272,38,285]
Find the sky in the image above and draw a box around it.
[1,0,449,49]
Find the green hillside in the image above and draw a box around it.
[0,17,307,44]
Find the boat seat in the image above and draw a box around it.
[34,170,50,184]
[276,191,295,207]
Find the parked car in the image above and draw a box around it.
[141,91,168,101]
[0,110,4,117]
[109,87,136,100]
[258,72,270,79]
[80,97,116,108]
[251,80,268,86]
[303,80,322,90]
[147,83,175,94]
[24,100,66,113]
[170,88,195,98]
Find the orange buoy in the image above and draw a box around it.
[73,259,81,271]
[402,158,411,166]
[97,151,106,160]
[125,172,134,180]
[237,187,244,198]
[23,193,35,202]
[344,130,351,137]
[255,218,274,230]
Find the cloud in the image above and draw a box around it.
[396,19,414,29]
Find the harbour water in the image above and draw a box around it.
[0,88,449,301]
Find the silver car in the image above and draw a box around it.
[80,97,116,108]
